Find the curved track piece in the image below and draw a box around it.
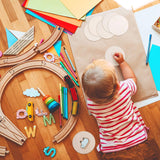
[53,113,78,143]
[0,26,63,67]
[0,60,78,145]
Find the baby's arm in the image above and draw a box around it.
[113,53,137,84]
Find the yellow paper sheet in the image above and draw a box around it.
[60,0,102,19]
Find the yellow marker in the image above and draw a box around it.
[72,101,78,116]
[59,83,63,115]
[24,125,36,138]
[26,102,34,122]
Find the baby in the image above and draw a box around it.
[82,53,148,153]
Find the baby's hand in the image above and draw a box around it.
[113,53,124,64]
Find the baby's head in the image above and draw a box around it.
[82,59,119,104]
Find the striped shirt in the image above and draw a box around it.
[87,79,148,153]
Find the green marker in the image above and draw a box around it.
[60,61,79,87]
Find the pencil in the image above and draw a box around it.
[60,52,77,79]
[63,47,76,72]
[60,57,77,80]
[146,34,152,65]
[60,61,79,87]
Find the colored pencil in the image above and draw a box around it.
[60,52,77,79]
[60,61,79,87]
[63,47,76,72]
[60,57,77,80]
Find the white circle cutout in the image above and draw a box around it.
[88,16,103,37]
[97,22,113,39]
[108,15,128,36]
[84,24,101,41]
[105,46,125,66]
[102,13,118,32]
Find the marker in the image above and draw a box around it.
[60,61,79,87]
[60,52,77,79]
[63,47,76,72]
[59,84,63,115]
[146,34,152,65]
[58,95,62,128]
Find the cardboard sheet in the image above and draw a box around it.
[60,0,101,19]
[68,7,158,102]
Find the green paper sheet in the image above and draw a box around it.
[27,0,85,20]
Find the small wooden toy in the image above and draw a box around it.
[0,146,9,157]
[16,109,28,119]
[37,88,60,113]
[26,102,34,122]
[43,147,56,158]
[152,17,160,33]
[24,125,36,138]
[35,108,47,116]
[43,113,55,126]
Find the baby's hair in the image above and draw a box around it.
[82,59,119,104]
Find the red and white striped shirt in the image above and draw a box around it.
[87,79,148,153]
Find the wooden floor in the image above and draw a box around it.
[0,0,160,159]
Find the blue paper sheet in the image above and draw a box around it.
[6,28,18,48]
[86,7,95,16]
[54,40,62,57]
[149,44,160,91]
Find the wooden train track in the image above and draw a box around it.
[53,113,78,143]
[0,60,78,145]
[0,146,9,157]
[0,26,63,67]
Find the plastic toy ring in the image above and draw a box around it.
[44,53,55,62]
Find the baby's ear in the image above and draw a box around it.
[116,81,120,90]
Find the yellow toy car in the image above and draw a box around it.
[26,102,34,122]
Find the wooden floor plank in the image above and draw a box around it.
[0,0,160,160]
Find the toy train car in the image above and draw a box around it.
[26,102,34,122]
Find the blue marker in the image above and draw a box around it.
[146,34,152,65]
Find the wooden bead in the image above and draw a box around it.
[48,101,59,113]
[46,98,54,106]
[43,95,50,101]
[44,97,52,104]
